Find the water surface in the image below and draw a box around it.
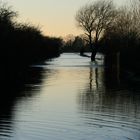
[0,53,140,140]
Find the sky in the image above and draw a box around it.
[4,0,126,37]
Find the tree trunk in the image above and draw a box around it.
[89,33,92,49]
[91,49,97,61]
[91,42,98,61]
[88,32,97,61]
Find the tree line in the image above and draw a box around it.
[0,3,63,68]
[62,35,90,53]
[75,0,140,72]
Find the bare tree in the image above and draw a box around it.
[130,0,140,38]
[104,0,140,49]
[76,0,116,61]
[76,4,96,50]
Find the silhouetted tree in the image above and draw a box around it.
[76,0,116,61]
[100,0,140,72]
[62,35,89,53]
[73,36,84,55]
[0,2,63,68]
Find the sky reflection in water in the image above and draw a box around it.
[0,53,140,140]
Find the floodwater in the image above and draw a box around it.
[0,53,140,140]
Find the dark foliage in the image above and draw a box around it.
[62,36,90,53]
[0,4,62,69]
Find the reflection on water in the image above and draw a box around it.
[79,65,140,128]
[0,53,140,140]
[0,66,47,139]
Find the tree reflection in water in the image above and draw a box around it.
[0,66,48,139]
[78,62,140,130]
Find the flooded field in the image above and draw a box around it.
[0,53,140,140]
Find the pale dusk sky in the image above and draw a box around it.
[4,0,126,37]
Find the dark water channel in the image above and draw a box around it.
[0,53,140,140]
